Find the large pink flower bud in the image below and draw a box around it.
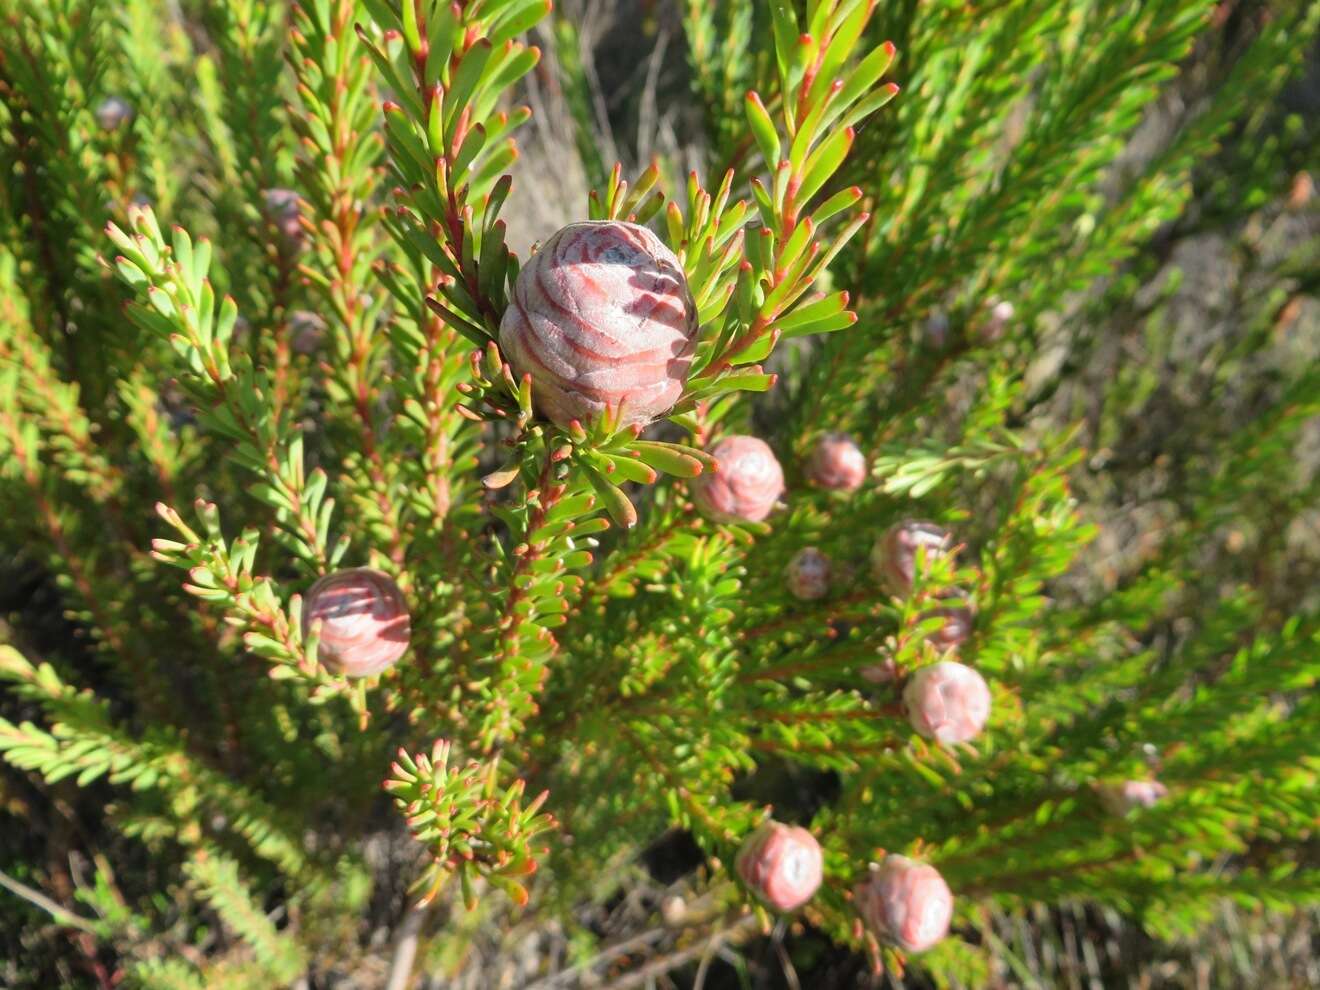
[854,855,953,953]
[735,821,823,912]
[302,568,410,678]
[807,432,867,492]
[1099,779,1168,816]
[498,221,698,429]
[903,661,990,745]
[786,547,831,601]
[871,520,954,596]
[691,436,785,523]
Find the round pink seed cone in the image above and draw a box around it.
[302,568,411,678]
[807,432,867,492]
[903,661,991,745]
[263,188,304,249]
[96,96,134,132]
[499,221,698,429]
[786,547,832,601]
[855,855,953,953]
[871,520,955,596]
[735,821,823,912]
[691,435,785,523]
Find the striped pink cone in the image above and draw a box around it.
[691,435,785,523]
[786,547,832,601]
[855,855,953,953]
[498,221,698,429]
[736,821,823,912]
[871,520,955,596]
[903,661,991,745]
[807,432,867,492]
[302,568,410,678]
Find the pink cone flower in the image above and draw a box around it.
[302,568,410,678]
[691,435,785,523]
[854,855,953,953]
[903,661,991,745]
[786,547,832,601]
[498,221,698,429]
[871,520,955,596]
[920,593,975,653]
[1099,779,1168,816]
[735,821,823,912]
[807,432,867,492]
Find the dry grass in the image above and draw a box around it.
[506,0,706,257]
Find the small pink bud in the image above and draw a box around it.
[925,311,950,349]
[854,855,953,953]
[871,520,954,596]
[264,187,299,215]
[903,661,990,745]
[263,188,304,248]
[289,310,326,355]
[95,96,134,132]
[786,547,831,601]
[860,657,898,684]
[920,592,975,653]
[660,895,687,925]
[981,298,1015,342]
[735,821,822,912]
[1098,779,1168,816]
[302,568,410,678]
[1288,171,1315,209]
[498,221,698,429]
[691,435,785,523]
[806,432,867,492]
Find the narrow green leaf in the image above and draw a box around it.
[744,91,781,167]
[585,470,637,528]
[796,126,855,207]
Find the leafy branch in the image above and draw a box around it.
[106,207,343,574]
[386,739,557,908]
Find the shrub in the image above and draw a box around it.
[0,0,1317,985]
